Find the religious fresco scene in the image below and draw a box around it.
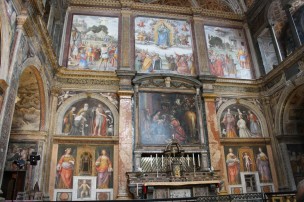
[61,99,114,136]
[54,144,114,200]
[224,146,273,193]
[219,104,262,138]
[4,142,37,171]
[257,35,278,74]
[135,17,196,75]
[11,68,40,131]
[67,15,119,71]
[204,25,253,79]
[139,93,199,145]
[287,144,304,186]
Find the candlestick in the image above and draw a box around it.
[198,154,200,167]
[187,154,190,166]
[192,153,195,166]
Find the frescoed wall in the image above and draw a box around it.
[287,144,304,187]
[257,35,278,74]
[135,17,196,75]
[224,145,273,193]
[219,104,262,138]
[204,25,253,79]
[4,0,17,49]
[67,15,119,71]
[61,98,114,136]
[54,144,114,201]
[139,93,199,145]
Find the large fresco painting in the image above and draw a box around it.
[55,144,115,200]
[135,17,196,75]
[287,144,304,186]
[61,99,114,136]
[220,104,262,138]
[204,25,253,79]
[139,93,199,145]
[224,146,272,185]
[67,15,119,71]
[12,69,40,131]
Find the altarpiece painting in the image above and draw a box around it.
[139,92,200,145]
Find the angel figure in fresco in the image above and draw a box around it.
[221,108,238,138]
[56,148,75,189]
[226,148,240,184]
[95,149,113,189]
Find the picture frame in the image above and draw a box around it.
[53,189,73,201]
[228,185,243,194]
[96,189,113,200]
[72,176,97,201]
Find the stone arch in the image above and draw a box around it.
[17,56,48,131]
[217,98,269,137]
[55,93,119,136]
[274,75,304,136]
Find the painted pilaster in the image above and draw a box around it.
[47,0,56,34]
[192,15,210,75]
[268,22,283,62]
[0,12,28,199]
[43,87,60,200]
[244,23,261,78]
[120,1,132,69]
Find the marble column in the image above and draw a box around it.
[268,22,283,62]
[284,4,302,48]
[0,13,28,198]
[202,93,223,176]
[116,90,134,199]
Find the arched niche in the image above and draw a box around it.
[217,99,269,138]
[11,63,47,131]
[274,75,304,136]
[282,84,304,135]
[55,93,119,136]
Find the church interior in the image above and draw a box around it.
[0,0,304,201]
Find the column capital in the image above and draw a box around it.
[202,93,217,101]
[118,90,134,97]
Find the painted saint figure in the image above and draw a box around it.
[237,114,252,138]
[256,147,272,182]
[226,148,240,184]
[63,107,76,134]
[56,148,75,189]
[247,111,262,136]
[157,23,170,48]
[221,108,238,138]
[93,104,107,136]
[95,149,113,188]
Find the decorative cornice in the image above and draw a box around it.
[69,0,121,7]
[220,138,271,145]
[53,135,119,144]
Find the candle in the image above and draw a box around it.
[187,154,190,166]
[150,155,153,167]
[192,153,195,165]
[156,154,158,165]
[198,154,201,167]
[162,155,164,167]
[136,183,138,196]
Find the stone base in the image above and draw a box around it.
[116,192,132,200]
